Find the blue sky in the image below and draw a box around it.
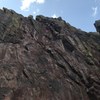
[0,0,100,32]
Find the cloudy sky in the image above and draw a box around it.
[0,0,100,32]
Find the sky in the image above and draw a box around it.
[0,0,100,32]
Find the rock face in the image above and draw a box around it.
[0,8,100,100]
[94,20,100,33]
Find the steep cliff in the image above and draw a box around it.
[0,8,100,100]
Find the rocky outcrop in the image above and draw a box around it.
[94,20,100,33]
[0,8,100,100]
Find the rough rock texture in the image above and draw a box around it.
[0,8,100,100]
[94,20,100,33]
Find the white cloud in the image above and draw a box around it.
[33,11,36,14]
[20,0,45,11]
[33,9,39,14]
[92,7,98,17]
[52,14,58,18]
[36,0,45,3]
